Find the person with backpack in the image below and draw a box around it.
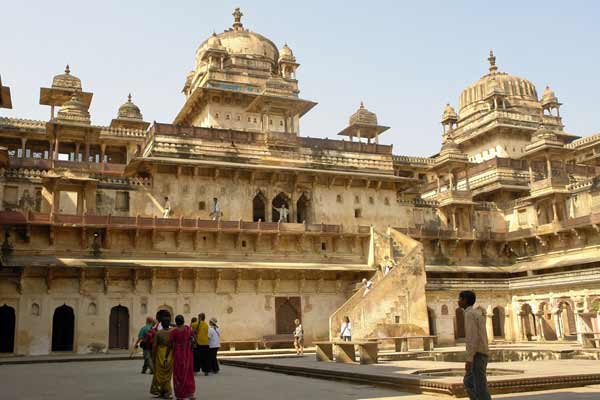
[135,317,156,374]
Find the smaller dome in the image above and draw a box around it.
[349,102,377,126]
[279,43,295,62]
[51,65,82,91]
[56,91,90,124]
[541,85,559,106]
[117,94,143,120]
[441,103,458,123]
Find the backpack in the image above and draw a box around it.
[141,326,157,350]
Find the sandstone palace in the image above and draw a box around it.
[1,9,599,355]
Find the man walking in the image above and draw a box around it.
[135,316,155,374]
[458,290,491,400]
[163,197,171,218]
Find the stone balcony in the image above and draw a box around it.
[530,175,570,198]
[433,189,474,207]
[8,157,126,176]
[0,210,370,237]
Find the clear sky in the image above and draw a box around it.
[1,0,599,157]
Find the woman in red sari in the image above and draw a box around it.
[167,315,196,400]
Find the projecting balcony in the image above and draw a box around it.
[433,190,474,207]
[0,211,371,238]
[8,157,126,175]
[530,175,570,198]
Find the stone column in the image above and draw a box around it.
[486,307,494,343]
[100,143,107,163]
[20,138,27,158]
[84,142,90,162]
[75,143,81,162]
[290,191,296,223]
[552,200,559,223]
[553,308,564,339]
[546,155,552,179]
[528,161,534,185]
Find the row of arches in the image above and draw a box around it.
[0,304,134,354]
[252,192,310,223]
[426,305,506,340]
[520,301,577,341]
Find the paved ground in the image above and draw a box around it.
[2,359,600,399]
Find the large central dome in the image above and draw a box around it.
[195,8,279,69]
[458,51,539,120]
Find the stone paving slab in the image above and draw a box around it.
[221,354,600,397]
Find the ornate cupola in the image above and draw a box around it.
[55,91,91,125]
[278,43,299,79]
[40,65,93,119]
[337,102,390,144]
[110,94,150,130]
[441,103,458,139]
[541,85,561,117]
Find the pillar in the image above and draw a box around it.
[553,309,564,339]
[84,142,90,163]
[486,308,494,343]
[528,161,534,185]
[20,138,27,158]
[546,155,552,179]
[552,200,559,223]
[53,138,60,160]
[465,167,470,191]
[75,143,81,162]
[290,191,296,223]
[100,143,106,163]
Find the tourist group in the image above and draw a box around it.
[134,313,220,399]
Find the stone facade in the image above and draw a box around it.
[1,9,600,355]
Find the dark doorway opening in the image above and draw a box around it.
[253,192,266,222]
[275,297,301,335]
[0,305,16,353]
[109,305,130,350]
[297,193,310,224]
[52,305,75,352]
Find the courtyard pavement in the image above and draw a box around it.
[2,358,600,399]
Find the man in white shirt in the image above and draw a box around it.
[458,290,491,400]
[210,198,221,220]
[162,197,171,218]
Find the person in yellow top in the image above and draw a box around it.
[191,312,210,375]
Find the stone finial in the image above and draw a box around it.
[360,101,365,109]
[65,64,71,74]
[488,50,498,73]
[232,7,244,30]
[128,93,132,102]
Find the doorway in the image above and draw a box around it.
[109,305,129,350]
[52,305,75,352]
[253,192,266,222]
[275,297,301,335]
[0,305,16,353]
[296,193,310,223]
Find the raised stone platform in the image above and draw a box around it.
[220,345,600,398]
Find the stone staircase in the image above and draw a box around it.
[329,227,429,340]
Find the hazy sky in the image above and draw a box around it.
[1,1,599,157]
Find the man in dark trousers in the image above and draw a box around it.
[191,313,210,375]
[458,290,492,400]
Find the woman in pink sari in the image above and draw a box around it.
[167,315,196,400]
